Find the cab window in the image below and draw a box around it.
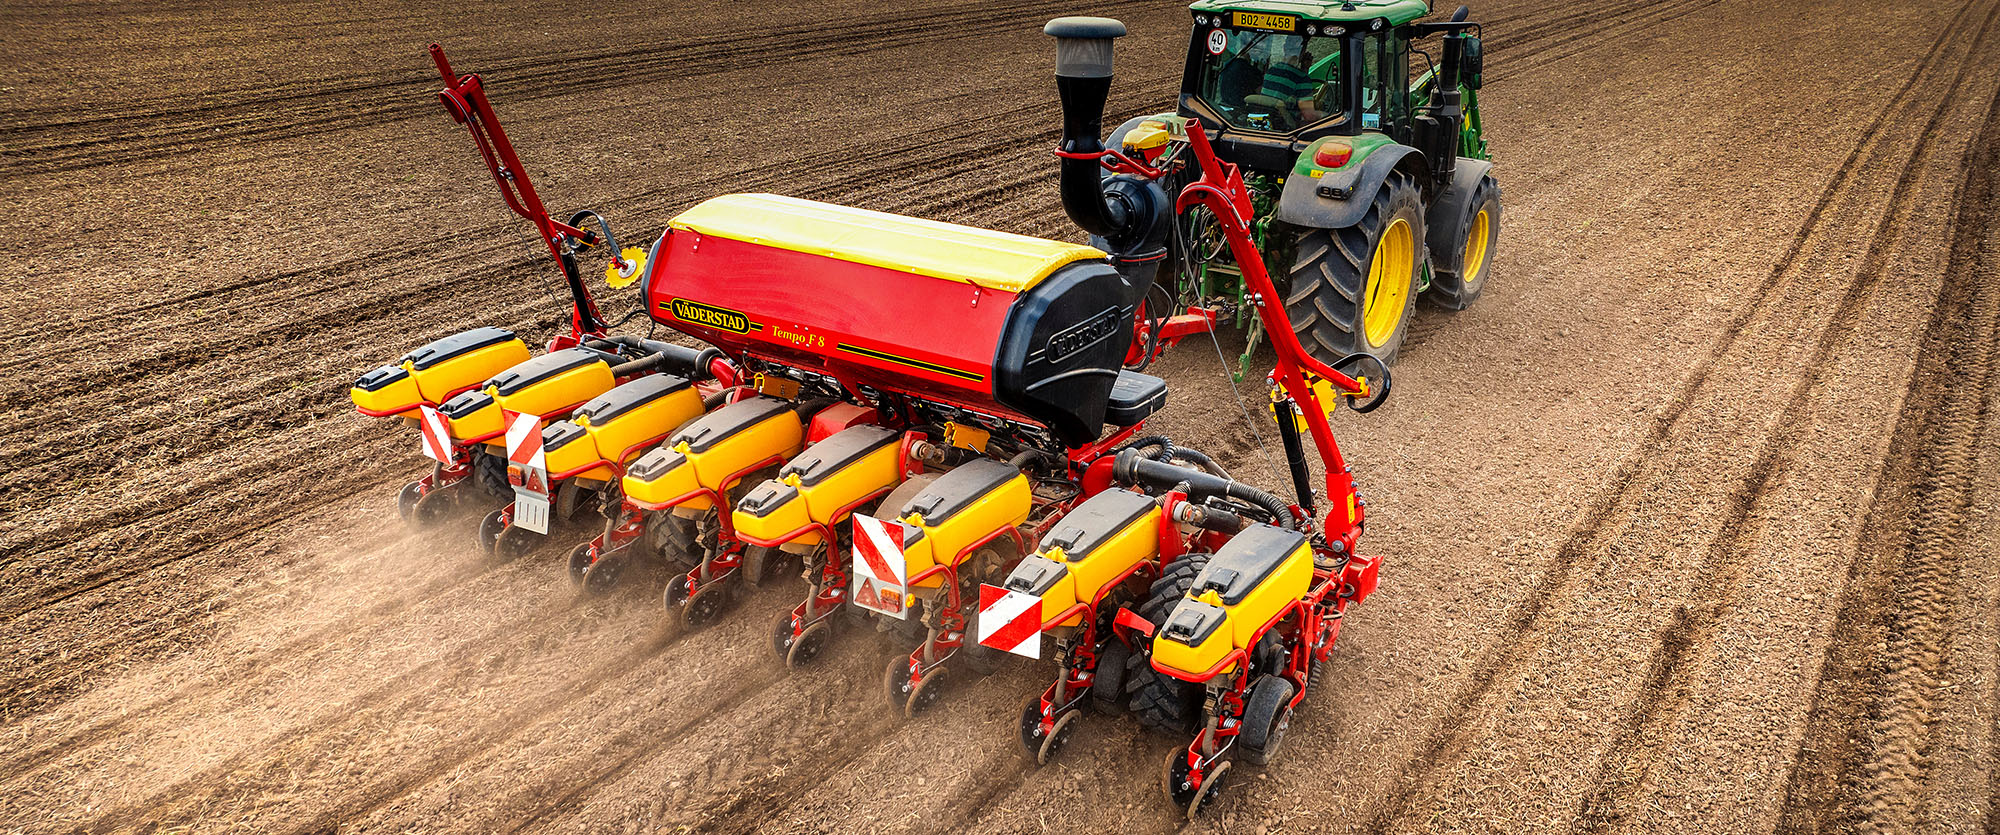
[1193,28,1344,133]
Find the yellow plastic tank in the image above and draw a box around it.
[892,458,1032,590]
[349,327,529,417]
[733,424,902,551]
[1151,524,1313,677]
[995,487,1161,628]
[622,396,805,511]
[440,348,617,444]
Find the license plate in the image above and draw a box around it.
[1232,11,1296,31]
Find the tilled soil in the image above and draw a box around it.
[2,0,1996,832]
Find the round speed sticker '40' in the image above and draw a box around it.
[1208,29,1228,54]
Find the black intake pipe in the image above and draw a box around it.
[589,335,720,381]
[1046,17,1125,236]
[1046,17,1171,296]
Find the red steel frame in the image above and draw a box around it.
[1059,119,1387,799]
[429,44,606,347]
[893,523,1034,684]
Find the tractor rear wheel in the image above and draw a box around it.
[1123,553,1212,734]
[1427,175,1500,310]
[1284,170,1426,365]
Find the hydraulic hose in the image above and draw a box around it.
[1113,434,1176,461]
[1111,449,1295,530]
[590,336,719,381]
[1009,448,1054,473]
[1112,435,1231,480]
[1166,446,1232,480]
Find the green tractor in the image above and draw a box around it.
[1058,0,1495,369]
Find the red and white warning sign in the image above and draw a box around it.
[976,584,1043,659]
[416,405,453,464]
[502,410,551,534]
[850,514,911,620]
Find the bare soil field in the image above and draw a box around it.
[1,0,1996,832]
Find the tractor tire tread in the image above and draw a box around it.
[1285,170,1426,365]
[1427,175,1500,310]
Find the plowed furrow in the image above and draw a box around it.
[1773,64,2000,835]
[0,0,1118,176]
[1573,10,2000,825]
[1358,0,1996,827]
[69,588,673,834]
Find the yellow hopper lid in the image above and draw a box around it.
[667,193,1108,294]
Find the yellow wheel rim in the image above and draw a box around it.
[1462,208,1491,285]
[1362,217,1414,347]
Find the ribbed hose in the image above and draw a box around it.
[1220,480,1296,531]
[1167,446,1231,480]
[1113,435,1176,461]
[1112,435,1230,478]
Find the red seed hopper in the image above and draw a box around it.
[641,193,1158,448]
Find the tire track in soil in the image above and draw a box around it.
[1771,60,2000,835]
[291,667,790,835]
[271,588,843,835]
[1351,0,1996,827]
[0,0,1045,136]
[0,511,519,780]
[1483,0,1722,84]
[497,648,892,835]
[1570,6,2000,828]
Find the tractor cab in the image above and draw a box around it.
[1188,25,1345,135]
[1178,0,1438,174]
[1057,2,1495,370]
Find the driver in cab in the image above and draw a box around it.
[1257,52,1324,123]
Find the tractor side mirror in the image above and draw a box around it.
[1461,36,1484,89]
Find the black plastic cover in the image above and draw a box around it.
[1194,523,1308,606]
[441,390,494,420]
[671,396,794,454]
[1162,599,1228,647]
[542,421,589,451]
[1004,554,1070,595]
[1105,370,1168,426]
[782,425,899,487]
[576,374,693,424]
[992,261,1137,447]
[900,458,1022,525]
[404,326,519,371]
[1039,488,1155,561]
[488,348,606,397]
[736,481,798,518]
[628,447,688,481]
[354,363,410,392]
